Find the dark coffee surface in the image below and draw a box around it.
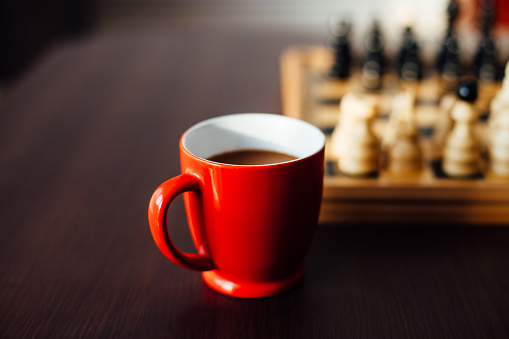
[208,149,297,165]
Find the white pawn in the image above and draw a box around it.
[488,112,509,177]
[385,90,422,174]
[442,100,480,178]
[332,93,380,176]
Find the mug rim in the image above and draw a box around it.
[180,113,326,167]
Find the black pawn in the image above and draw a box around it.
[436,33,461,76]
[456,78,478,103]
[398,26,423,81]
[474,36,498,81]
[329,21,352,80]
[362,21,385,90]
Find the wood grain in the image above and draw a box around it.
[1,29,508,338]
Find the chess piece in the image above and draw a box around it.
[397,26,423,83]
[329,20,352,80]
[488,112,509,177]
[442,79,481,178]
[474,0,499,82]
[474,35,498,82]
[331,93,357,162]
[432,93,457,157]
[436,0,461,90]
[331,93,380,176]
[362,21,385,90]
[385,90,422,173]
[488,61,509,177]
[490,60,509,121]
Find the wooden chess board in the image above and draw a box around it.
[281,45,509,224]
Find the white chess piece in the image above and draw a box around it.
[330,93,358,162]
[442,101,480,177]
[331,93,380,176]
[490,61,509,123]
[385,90,422,173]
[432,93,456,154]
[487,63,509,177]
[488,111,509,177]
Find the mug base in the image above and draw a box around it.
[202,265,305,298]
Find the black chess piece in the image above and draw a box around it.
[436,0,458,71]
[456,78,478,103]
[473,0,499,81]
[362,21,385,90]
[398,26,423,82]
[475,36,498,81]
[436,0,461,90]
[329,20,352,80]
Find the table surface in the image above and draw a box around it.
[1,28,509,338]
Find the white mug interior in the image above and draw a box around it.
[182,113,325,164]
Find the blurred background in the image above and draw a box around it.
[1,0,508,88]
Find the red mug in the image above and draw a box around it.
[148,113,325,298]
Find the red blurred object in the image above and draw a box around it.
[495,0,509,26]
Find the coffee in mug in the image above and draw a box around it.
[207,149,297,165]
[148,113,325,298]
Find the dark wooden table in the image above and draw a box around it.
[1,28,509,338]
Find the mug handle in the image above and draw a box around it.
[148,174,216,271]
